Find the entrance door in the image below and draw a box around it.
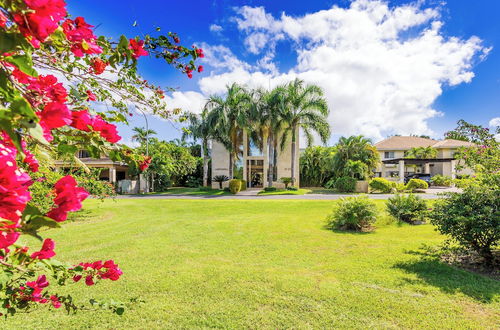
[247,159,264,188]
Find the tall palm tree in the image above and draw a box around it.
[132,127,157,145]
[182,112,214,187]
[276,79,331,186]
[332,135,379,179]
[204,83,251,178]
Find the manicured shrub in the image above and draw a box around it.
[185,175,202,188]
[223,187,230,192]
[287,186,298,191]
[406,178,428,192]
[392,183,407,193]
[326,196,378,231]
[240,180,247,191]
[386,194,428,224]
[264,187,277,192]
[430,175,452,187]
[369,178,394,193]
[229,179,241,194]
[429,186,500,266]
[213,175,229,189]
[334,176,357,192]
[280,177,293,189]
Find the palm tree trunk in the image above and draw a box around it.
[201,140,208,187]
[291,126,296,186]
[267,132,274,188]
[229,153,233,179]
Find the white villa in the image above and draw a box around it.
[211,130,299,189]
[374,136,475,182]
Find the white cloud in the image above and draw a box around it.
[489,117,500,127]
[209,24,223,33]
[172,0,489,142]
[164,91,206,114]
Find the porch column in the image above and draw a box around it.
[248,161,252,188]
[109,167,116,183]
[398,160,405,183]
[424,163,430,174]
[380,163,386,178]
[263,134,268,188]
[450,159,457,180]
[242,132,248,183]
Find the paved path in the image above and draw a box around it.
[116,192,447,200]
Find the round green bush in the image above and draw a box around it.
[240,180,247,191]
[430,175,452,187]
[386,194,428,224]
[406,178,428,191]
[229,179,241,194]
[264,187,277,192]
[334,176,357,192]
[369,178,393,193]
[326,196,378,231]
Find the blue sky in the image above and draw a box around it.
[67,0,500,145]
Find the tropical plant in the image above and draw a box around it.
[276,79,330,186]
[0,0,202,316]
[205,83,251,178]
[229,179,242,194]
[326,197,378,231]
[131,127,157,145]
[430,186,500,267]
[332,136,379,180]
[406,179,428,192]
[183,112,214,187]
[333,177,357,192]
[281,177,293,189]
[300,146,336,187]
[405,146,437,159]
[213,175,229,189]
[369,178,394,193]
[430,175,452,187]
[386,194,428,224]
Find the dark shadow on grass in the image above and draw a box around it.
[322,224,374,235]
[394,248,500,303]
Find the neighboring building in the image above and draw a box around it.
[374,136,475,182]
[54,150,144,193]
[211,129,299,189]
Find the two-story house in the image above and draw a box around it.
[374,136,474,182]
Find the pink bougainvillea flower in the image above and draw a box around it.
[26,274,50,302]
[86,90,97,101]
[27,74,68,106]
[62,17,102,57]
[50,295,62,308]
[91,115,121,143]
[70,109,93,131]
[46,175,89,222]
[0,231,20,250]
[21,140,39,172]
[0,11,7,28]
[85,275,94,286]
[90,57,108,74]
[73,275,82,282]
[129,39,148,59]
[195,48,204,58]
[31,238,56,260]
[197,65,203,73]
[138,156,152,172]
[0,134,32,226]
[37,102,72,129]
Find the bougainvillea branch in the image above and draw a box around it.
[0,0,201,317]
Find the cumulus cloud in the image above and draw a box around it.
[489,117,500,127]
[171,0,489,141]
[209,24,223,33]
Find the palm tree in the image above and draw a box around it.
[132,127,157,145]
[405,146,438,159]
[276,79,331,186]
[332,135,379,179]
[182,112,214,187]
[204,83,251,178]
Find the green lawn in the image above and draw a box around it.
[146,187,231,196]
[6,199,499,329]
[258,188,312,195]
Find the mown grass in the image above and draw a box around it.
[145,187,231,196]
[258,188,312,195]
[5,199,499,329]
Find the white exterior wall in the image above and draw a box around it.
[211,141,231,189]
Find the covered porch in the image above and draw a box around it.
[381,158,457,183]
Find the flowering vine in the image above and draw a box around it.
[0,0,201,317]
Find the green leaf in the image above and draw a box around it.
[4,55,38,77]
[11,96,37,120]
[21,205,61,239]
[28,123,49,145]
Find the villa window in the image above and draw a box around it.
[384,151,395,159]
[78,150,91,158]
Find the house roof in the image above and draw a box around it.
[374,136,438,150]
[431,139,476,148]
